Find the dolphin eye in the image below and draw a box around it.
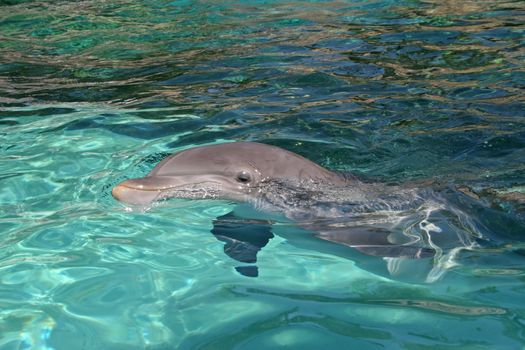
[236,171,251,183]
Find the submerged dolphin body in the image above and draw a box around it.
[112,142,479,280]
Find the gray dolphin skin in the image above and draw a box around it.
[112,142,347,205]
[112,142,478,281]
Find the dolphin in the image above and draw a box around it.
[112,142,347,205]
[112,142,480,280]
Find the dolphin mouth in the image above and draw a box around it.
[112,178,168,205]
[112,175,234,205]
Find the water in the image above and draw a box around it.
[1,0,524,348]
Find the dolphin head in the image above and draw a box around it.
[112,142,344,205]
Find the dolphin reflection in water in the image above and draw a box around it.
[112,142,518,281]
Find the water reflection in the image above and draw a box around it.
[1,0,524,348]
[378,299,506,315]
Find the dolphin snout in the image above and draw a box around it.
[112,179,163,205]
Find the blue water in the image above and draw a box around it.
[1,0,525,349]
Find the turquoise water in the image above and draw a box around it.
[1,0,525,348]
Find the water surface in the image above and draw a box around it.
[1,0,524,349]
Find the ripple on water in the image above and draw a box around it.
[0,0,524,349]
[0,173,64,204]
[0,308,56,350]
